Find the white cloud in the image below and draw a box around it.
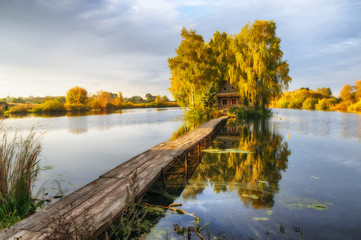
[0,0,360,98]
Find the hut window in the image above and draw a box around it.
[224,87,227,90]
[232,99,237,105]
[222,99,228,105]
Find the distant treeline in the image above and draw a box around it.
[272,80,361,112]
[0,86,178,114]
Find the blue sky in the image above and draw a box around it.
[0,0,360,98]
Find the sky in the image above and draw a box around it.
[0,0,360,98]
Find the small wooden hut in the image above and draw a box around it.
[216,82,241,111]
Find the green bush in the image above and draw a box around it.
[334,102,349,111]
[29,106,43,113]
[186,108,212,122]
[9,105,29,114]
[348,100,361,112]
[41,100,66,112]
[302,98,318,109]
[229,106,272,120]
[288,100,302,109]
[315,98,337,110]
[65,103,88,111]
[278,100,290,108]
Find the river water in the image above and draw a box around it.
[2,108,361,239]
[1,108,185,194]
[144,108,361,240]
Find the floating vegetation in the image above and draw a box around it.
[242,194,259,200]
[258,180,268,184]
[252,217,269,221]
[144,202,200,224]
[307,203,330,210]
[279,195,332,211]
[143,202,214,239]
[202,148,253,154]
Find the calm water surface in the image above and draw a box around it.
[145,109,361,240]
[1,108,184,194]
[2,108,361,239]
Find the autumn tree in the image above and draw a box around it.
[66,86,88,110]
[162,95,169,102]
[95,91,113,109]
[113,91,123,107]
[128,96,144,103]
[229,20,291,108]
[169,21,291,113]
[316,87,332,97]
[154,95,163,103]
[208,31,232,88]
[145,93,155,102]
[355,80,361,101]
[168,27,217,109]
[339,84,354,103]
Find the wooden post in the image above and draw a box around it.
[184,153,188,182]
[161,170,166,192]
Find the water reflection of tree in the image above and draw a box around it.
[183,118,290,209]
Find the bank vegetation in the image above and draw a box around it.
[271,80,361,112]
[0,88,178,115]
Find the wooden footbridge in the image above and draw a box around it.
[0,116,228,240]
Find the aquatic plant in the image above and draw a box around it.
[0,127,44,229]
[279,195,332,211]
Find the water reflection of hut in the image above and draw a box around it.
[217,125,243,148]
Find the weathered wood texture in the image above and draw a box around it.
[0,116,228,240]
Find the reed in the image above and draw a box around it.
[0,126,43,229]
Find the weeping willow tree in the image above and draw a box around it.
[229,20,291,109]
[168,28,217,109]
[169,20,291,113]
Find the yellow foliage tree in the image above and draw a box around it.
[96,91,113,109]
[229,20,291,108]
[355,80,361,101]
[154,95,163,103]
[339,84,354,103]
[65,86,88,110]
[113,92,123,107]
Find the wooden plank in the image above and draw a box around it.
[32,178,130,232]
[0,229,45,240]
[8,177,117,231]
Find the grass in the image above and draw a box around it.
[0,127,44,229]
